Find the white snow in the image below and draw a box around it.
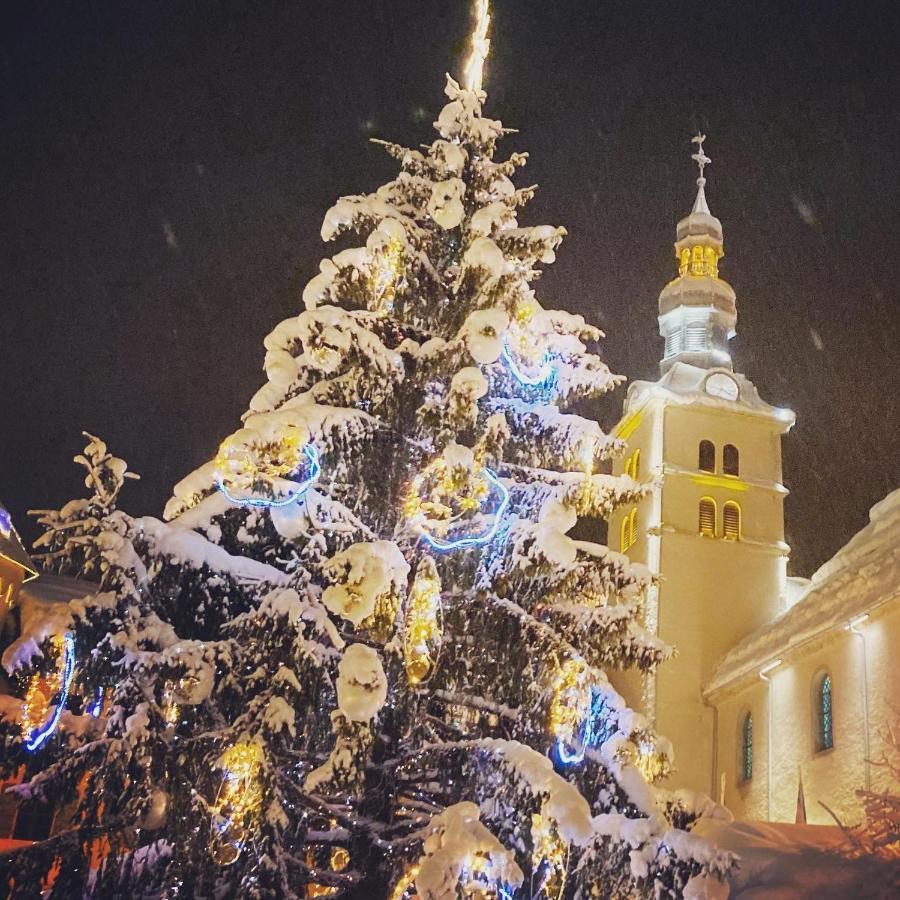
[427,178,466,229]
[463,236,506,278]
[450,366,488,402]
[691,817,894,898]
[415,801,524,900]
[476,739,594,846]
[336,643,388,722]
[323,541,410,627]
[458,308,508,365]
[429,139,467,175]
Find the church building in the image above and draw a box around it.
[607,137,900,826]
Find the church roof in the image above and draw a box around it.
[623,362,796,428]
[0,502,38,582]
[704,487,900,697]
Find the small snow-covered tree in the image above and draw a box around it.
[1,72,732,898]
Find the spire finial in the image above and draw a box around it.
[691,132,711,186]
[462,0,491,93]
[690,133,712,214]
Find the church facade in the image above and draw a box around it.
[607,138,900,825]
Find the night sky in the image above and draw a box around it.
[2,1,898,577]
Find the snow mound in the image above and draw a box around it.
[336,643,388,722]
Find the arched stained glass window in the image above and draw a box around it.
[699,440,715,473]
[723,443,740,476]
[815,673,834,752]
[741,712,753,781]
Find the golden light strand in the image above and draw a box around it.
[404,558,443,684]
[21,635,66,738]
[462,0,491,93]
[210,741,264,865]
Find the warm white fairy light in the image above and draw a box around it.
[462,0,491,93]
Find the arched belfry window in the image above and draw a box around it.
[699,498,716,537]
[741,712,753,781]
[699,440,715,473]
[723,443,740,477]
[814,672,834,752]
[621,508,638,552]
[632,449,641,481]
[723,501,741,541]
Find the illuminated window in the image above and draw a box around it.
[632,449,640,480]
[699,497,716,537]
[741,712,753,781]
[723,443,739,476]
[723,501,741,541]
[620,507,638,551]
[699,440,715,473]
[678,248,690,277]
[691,245,704,275]
[705,246,719,278]
[814,673,834,752]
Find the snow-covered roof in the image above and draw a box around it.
[0,502,38,581]
[623,362,795,428]
[705,487,900,697]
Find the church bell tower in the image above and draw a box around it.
[608,136,795,797]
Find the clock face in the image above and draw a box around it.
[705,372,739,401]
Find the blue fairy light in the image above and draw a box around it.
[555,687,610,767]
[502,340,556,388]
[87,685,104,718]
[419,468,510,551]
[25,634,76,752]
[216,444,320,508]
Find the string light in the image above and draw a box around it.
[22,634,76,752]
[548,657,602,766]
[87,685,104,718]
[406,458,509,551]
[531,809,569,900]
[216,443,320,508]
[369,235,405,315]
[404,559,443,684]
[501,340,556,388]
[210,741,264,864]
[635,740,668,783]
[462,0,491,93]
[388,863,419,900]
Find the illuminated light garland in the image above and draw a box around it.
[87,685,104,718]
[23,634,76,752]
[462,0,491,93]
[368,235,406,315]
[407,461,509,552]
[501,340,556,388]
[635,740,668,783]
[403,559,443,685]
[548,657,607,767]
[210,741,264,865]
[389,863,419,900]
[531,809,569,900]
[216,443,320,509]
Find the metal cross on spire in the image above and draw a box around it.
[462,0,491,93]
[691,132,711,185]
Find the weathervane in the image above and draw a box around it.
[691,132,711,187]
[462,0,491,93]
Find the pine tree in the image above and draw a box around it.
[1,72,733,898]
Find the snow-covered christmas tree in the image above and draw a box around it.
[1,8,733,897]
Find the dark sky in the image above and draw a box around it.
[2,1,898,577]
